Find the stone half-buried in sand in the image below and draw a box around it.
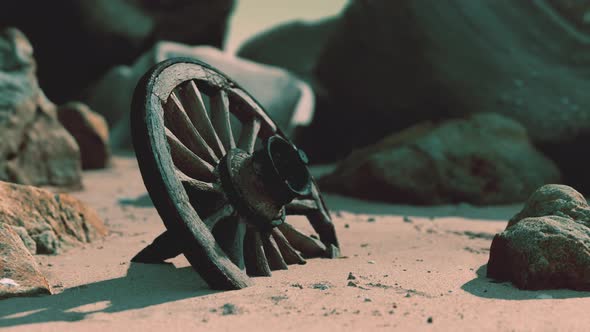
[0,181,108,255]
[0,223,51,299]
[487,184,590,290]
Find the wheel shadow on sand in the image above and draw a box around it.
[461,265,590,300]
[0,263,216,327]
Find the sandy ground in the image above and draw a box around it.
[0,156,589,331]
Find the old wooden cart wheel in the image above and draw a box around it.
[130,58,340,290]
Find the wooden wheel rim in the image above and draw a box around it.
[131,58,338,290]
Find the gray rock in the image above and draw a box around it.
[0,180,108,255]
[58,102,110,170]
[85,43,315,149]
[320,113,561,205]
[487,185,590,290]
[0,28,81,188]
[0,223,51,299]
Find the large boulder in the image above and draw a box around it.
[0,181,108,254]
[0,28,81,188]
[58,102,110,169]
[487,184,590,290]
[0,223,51,299]
[238,17,339,88]
[84,43,315,149]
[314,1,590,180]
[0,0,235,104]
[320,113,561,205]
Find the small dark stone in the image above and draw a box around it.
[427,317,433,324]
[221,303,240,315]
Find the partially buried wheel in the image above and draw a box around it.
[130,58,340,290]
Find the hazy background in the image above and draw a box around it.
[226,0,347,53]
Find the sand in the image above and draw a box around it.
[0,156,589,331]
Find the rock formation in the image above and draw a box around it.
[0,28,81,188]
[0,181,108,255]
[0,0,235,104]
[311,0,590,183]
[320,113,561,205]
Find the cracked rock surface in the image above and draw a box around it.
[488,184,590,290]
[0,28,81,188]
[0,181,107,255]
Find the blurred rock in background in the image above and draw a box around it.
[0,0,235,105]
[85,43,314,149]
[0,28,81,188]
[320,113,561,205]
[57,102,111,170]
[238,17,339,90]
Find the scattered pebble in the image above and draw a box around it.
[367,260,376,264]
[347,272,357,280]
[271,295,289,304]
[427,316,433,324]
[403,216,412,223]
[364,297,372,302]
[360,243,369,248]
[291,283,304,289]
[367,217,376,223]
[344,224,350,229]
[221,303,240,315]
[347,281,358,288]
[312,283,330,291]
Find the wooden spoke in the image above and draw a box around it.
[203,204,235,230]
[166,128,215,182]
[176,80,226,157]
[261,232,288,271]
[213,218,246,270]
[176,170,218,193]
[285,199,318,215]
[164,93,219,164]
[271,229,306,265]
[237,117,261,154]
[243,227,272,277]
[277,223,327,258]
[210,89,236,151]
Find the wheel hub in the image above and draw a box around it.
[218,136,312,230]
